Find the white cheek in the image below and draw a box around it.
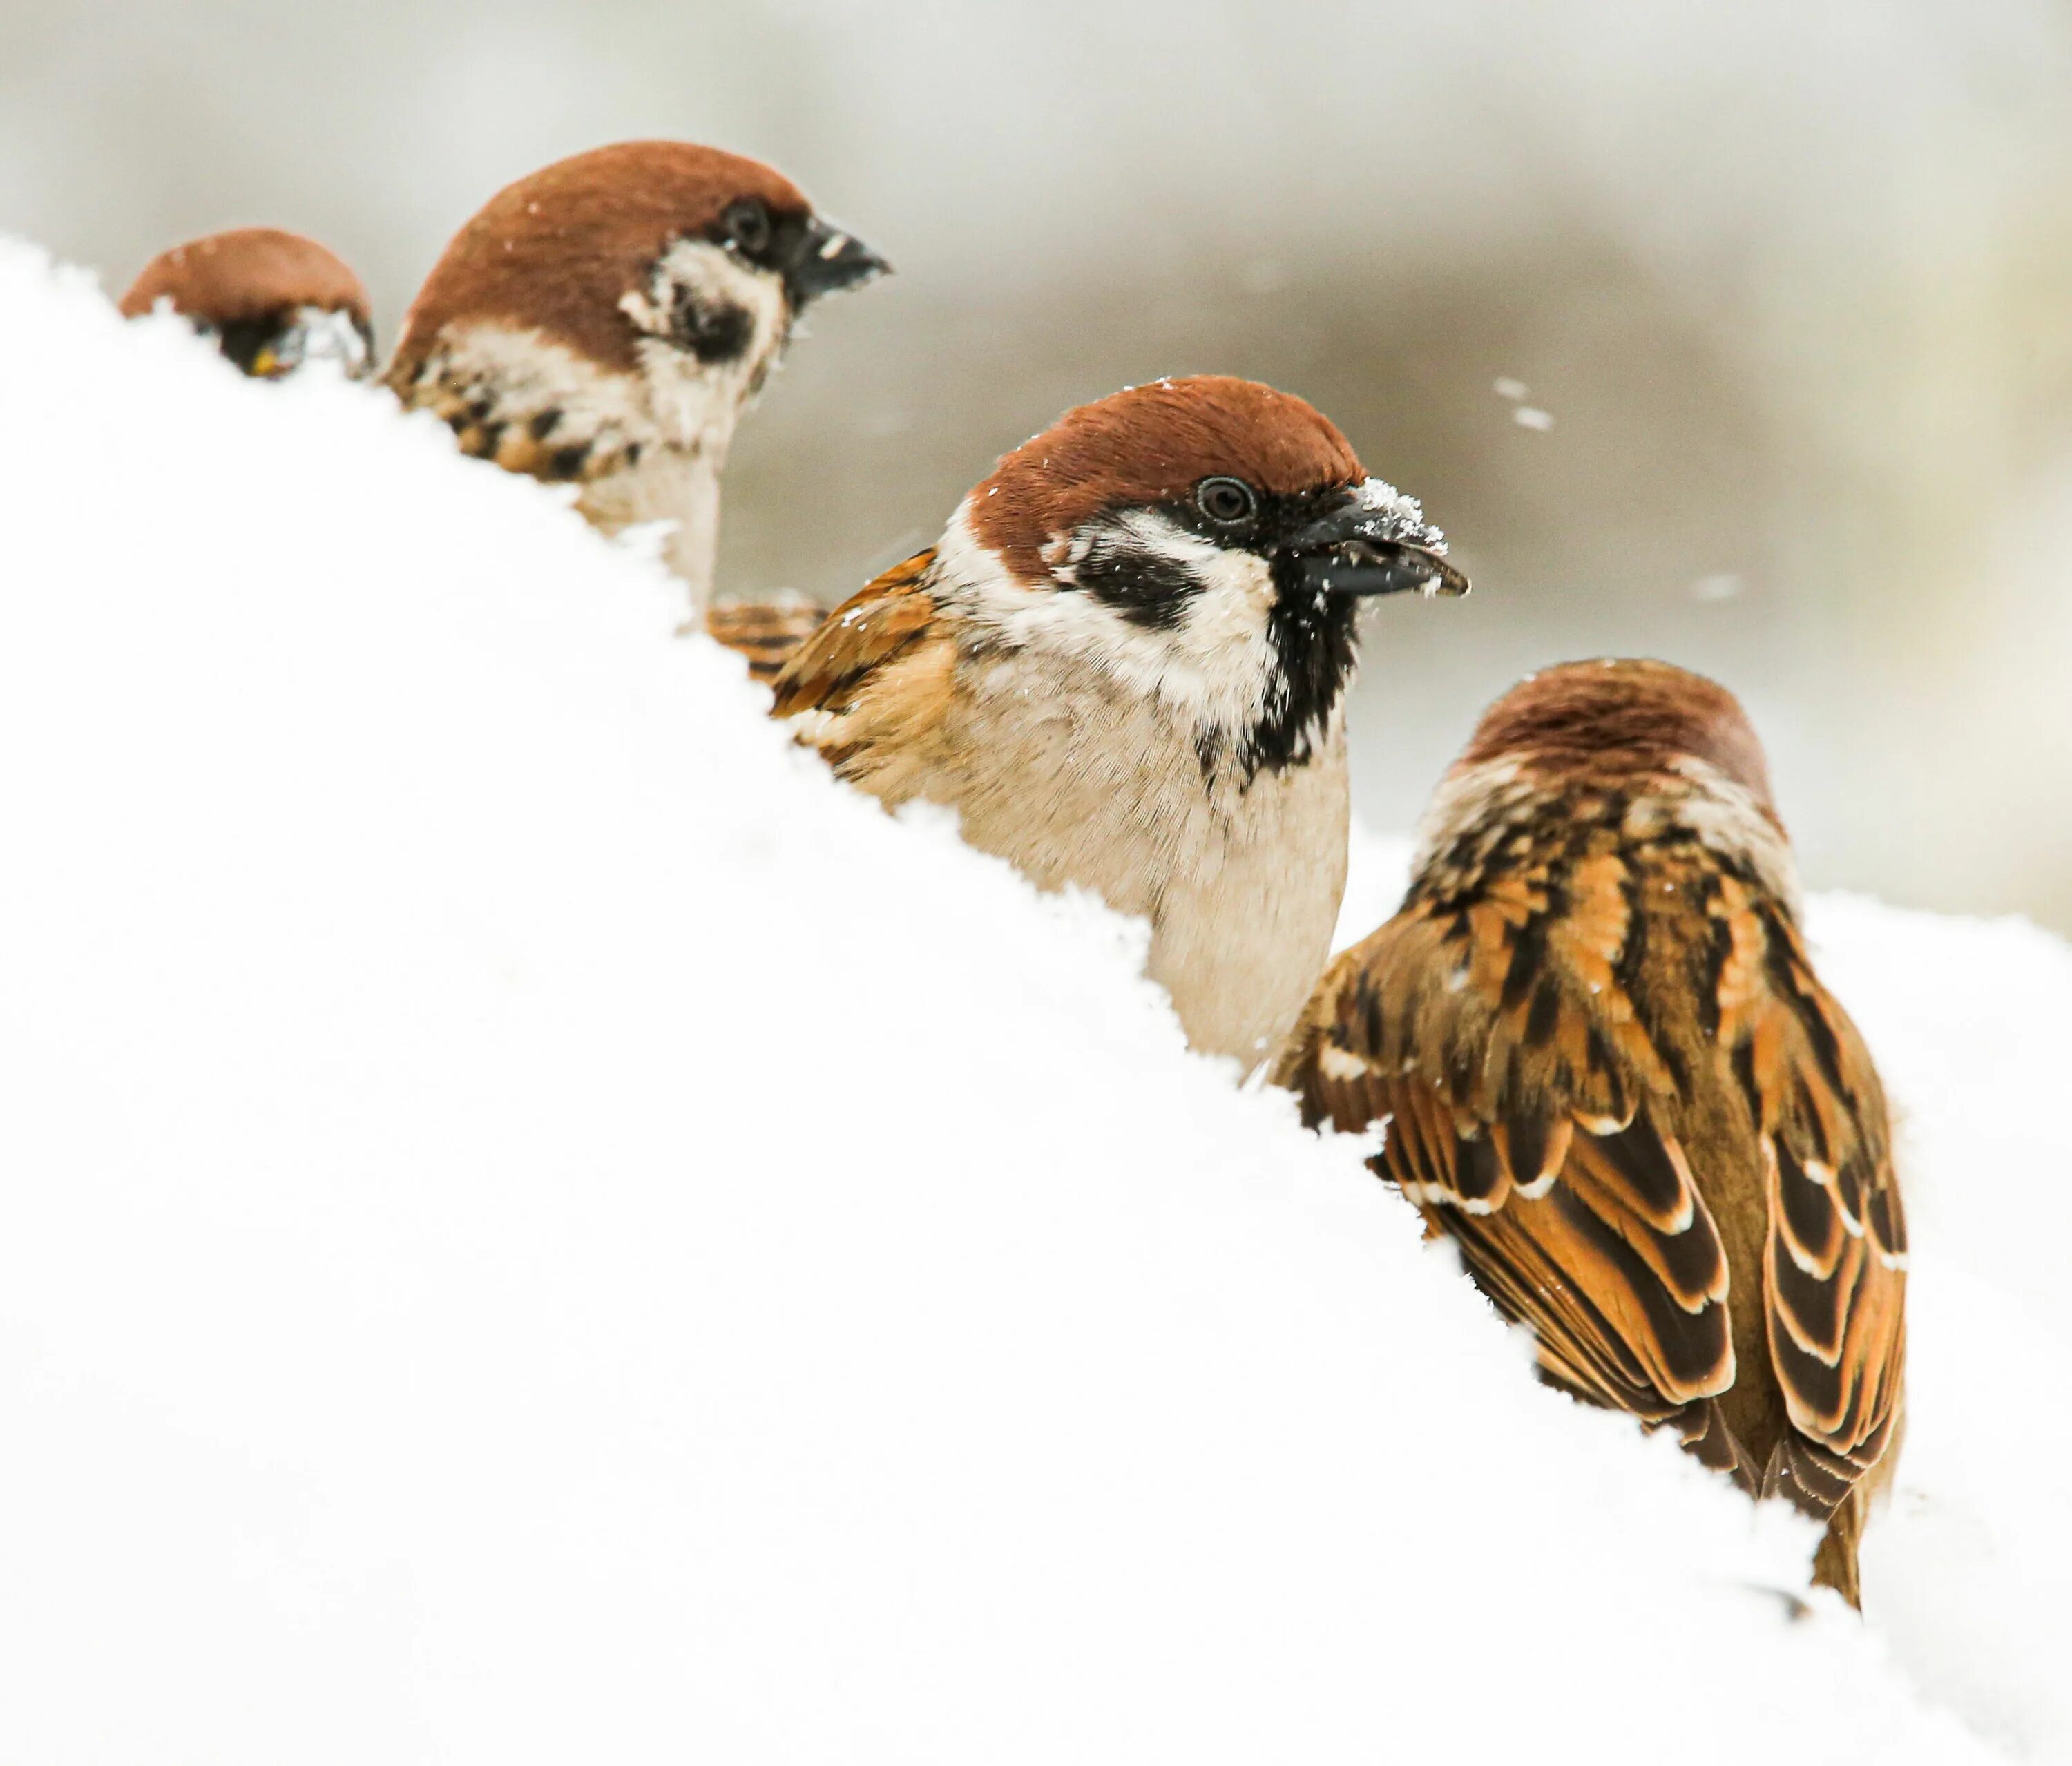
[622,240,790,450]
[1176,545,1276,654]
[938,504,1281,740]
[1106,513,1278,727]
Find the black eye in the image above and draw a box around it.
[723,199,773,259]
[1196,476,1259,526]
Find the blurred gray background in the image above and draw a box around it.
[6,0,2071,930]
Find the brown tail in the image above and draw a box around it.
[1804,1391,1904,1611]
[704,597,828,684]
[1810,1490,1864,1607]
[1763,1434,1870,1608]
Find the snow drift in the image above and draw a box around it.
[0,240,2060,1762]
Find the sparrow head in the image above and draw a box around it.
[1458,658,1778,812]
[119,228,374,380]
[1419,658,1794,910]
[941,375,1465,780]
[387,140,888,421]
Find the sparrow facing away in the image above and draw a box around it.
[769,375,1466,1071]
[1277,660,1906,1605]
[385,140,888,609]
[119,228,375,380]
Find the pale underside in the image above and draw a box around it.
[785,509,1358,1070]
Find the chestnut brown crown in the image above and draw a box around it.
[967,376,1367,584]
[1459,658,1779,814]
[119,228,370,327]
[389,141,817,381]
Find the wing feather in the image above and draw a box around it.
[1726,890,1907,1477]
[769,548,941,722]
[704,597,827,684]
[1282,856,1736,1430]
[763,549,959,803]
[1281,833,1904,1519]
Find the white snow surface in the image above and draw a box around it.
[0,239,2057,1762]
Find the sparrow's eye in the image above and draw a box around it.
[724,199,773,259]
[1195,476,1260,527]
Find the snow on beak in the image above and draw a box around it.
[1283,480,1469,599]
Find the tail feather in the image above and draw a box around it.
[1762,1434,1868,1608]
[1673,1399,1762,1498]
[704,596,827,684]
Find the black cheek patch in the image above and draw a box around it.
[671,287,756,365]
[1069,531,1201,632]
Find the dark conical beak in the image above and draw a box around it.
[1283,489,1470,599]
[785,217,891,307]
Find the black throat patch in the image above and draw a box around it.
[1058,488,1364,785]
[1244,555,1361,779]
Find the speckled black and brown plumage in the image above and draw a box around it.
[704,595,834,684]
[767,548,942,764]
[1278,659,1906,1606]
[403,388,646,487]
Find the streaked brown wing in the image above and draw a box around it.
[1283,847,1906,1521]
[769,548,940,721]
[1278,854,1737,1443]
[1709,874,1907,1501]
[705,597,827,684]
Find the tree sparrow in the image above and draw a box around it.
[385,140,888,610]
[769,375,1466,1071]
[1277,659,1906,1605]
[119,227,374,381]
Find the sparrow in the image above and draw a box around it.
[1276,659,1906,1605]
[385,140,888,609]
[769,375,1467,1071]
[119,227,374,380]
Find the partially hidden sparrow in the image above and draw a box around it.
[769,375,1466,1071]
[119,227,374,380]
[385,140,888,610]
[1277,659,1906,1605]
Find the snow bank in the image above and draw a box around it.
[0,240,2047,1763]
